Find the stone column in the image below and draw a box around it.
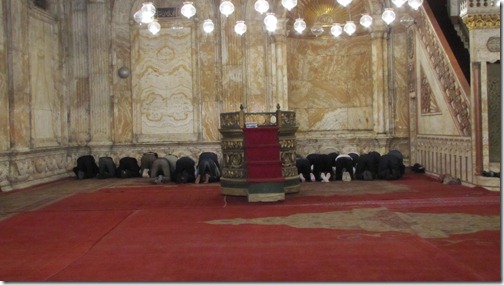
[68,0,90,146]
[220,1,245,113]
[269,18,289,111]
[87,0,112,145]
[6,0,31,151]
[370,26,389,135]
[0,0,9,152]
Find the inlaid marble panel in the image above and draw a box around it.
[29,9,61,148]
[392,33,410,137]
[287,36,373,132]
[132,25,197,141]
[0,0,8,151]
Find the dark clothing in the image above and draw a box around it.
[140,152,158,176]
[97,157,116,179]
[327,152,339,167]
[117,157,141,178]
[73,155,99,179]
[307,153,333,181]
[174,156,196,183]
[367,151,382,179]
[296,156,313,182]
[196,159,220,183]
[196,152,221,183]
[388,150,405,176]
[198,152,220,170]
[348,152,360,168]
[334,154,354,181]
[355,152,381,180]
[377,154,404,180]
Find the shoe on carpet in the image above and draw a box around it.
[342,171,351,182]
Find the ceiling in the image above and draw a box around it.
[283,0,385,38]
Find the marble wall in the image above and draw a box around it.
[0,0,497,191]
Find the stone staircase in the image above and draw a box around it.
[426,0,471,82]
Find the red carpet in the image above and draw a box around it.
[0,173,500,281]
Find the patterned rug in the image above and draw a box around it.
[0,173,500,281]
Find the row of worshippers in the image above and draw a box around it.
[295,150,406,182]
[72,152,221,184]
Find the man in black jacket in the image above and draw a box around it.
[334,153,354,181]
[173,156,196,183]
[377,151,405,180]
[116,157,141,178]
[195,152,221,184]
[97,156,116,179]
[296,155,313,182]
[73,155,99,179]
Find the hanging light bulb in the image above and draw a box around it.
[336,0,352,7]
[359,14,373,28]
[148,19,161,35]
[234,20,247,35]
[264,13,278,32]
[330,23,343,37]
[140,13,154,24]
[133,10,144,24]
[293,18,306,34]
[181,2,196,19]
[281,0,297,11]
[220,0,235,17]
[310,23,324,37]
[141,2,156,18]
[392,0,407,7]
[343,21,356,35]
[254,0,269,14]
[203,19,215,33]
[381,8,396,25]
[407,0,423,10]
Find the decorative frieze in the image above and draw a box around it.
[462,14,500,30]
[420,69,441,114]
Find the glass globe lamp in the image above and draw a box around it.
[181,2,196,19]
[281,0,297,11]
[407,0,423,10]
[330,23,343,37]
[234,20,247,35]
[203,19,215,33]
[220,0,235,17]
[343,21,356,35]
[392,0,407,7]
[336,0,352,7]
[359,14,373,28]
[293,18,306,34]
[141,2,156,18]
[148,19,161,35]
[254,0,269,14]
[264,13,278,32]
[381,8,396,25]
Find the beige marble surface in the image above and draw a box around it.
[0,0,499,191]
